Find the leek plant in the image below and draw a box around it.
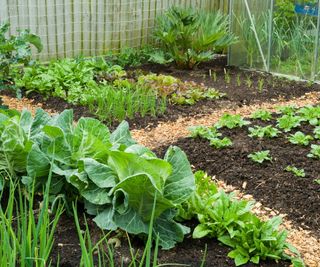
[0,174,64,266]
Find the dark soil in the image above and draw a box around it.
[50,215,290,267]
[3,57,320,130]
[155,119,320,236]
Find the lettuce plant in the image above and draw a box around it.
[248,150,272,164]
[0,109,195,249]
[276,115,301,132]
[314,126,320,139]
[248,125,280,139]
[285,165,305,178]
[307,145,320,159]
[288,131,313,146]
[215,114,250,129]
[250,109,273,121]
[297,105,320,126]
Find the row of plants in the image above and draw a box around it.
[189,104,320,183]
[0,108,304,266]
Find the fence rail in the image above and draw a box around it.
[0,0,228,60]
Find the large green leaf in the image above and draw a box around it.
[108,151,171,190]
[114,174,173,221]
[164,146,195,204]
[110,121,136,148]
[26,144,50,178]
[153,209,190,249]
[83,158,118,188]
[93,206,117,230]
[80,183,112,205]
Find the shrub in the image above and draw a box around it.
[153,7,237,69]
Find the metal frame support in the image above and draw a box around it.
[243,0,268,71]
[312,0,320,80]
[267,0,274,72]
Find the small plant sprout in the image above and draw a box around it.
[257,78,264,92]
[236,74,241,86]
[276,105,297,115]
[215,114,251,129]
[209,137,233,149]
[276,115,302,132]
[285,166,306,178]
[248,150,272,164]
[204,88,226,99]
[250,109,273,121]
[307,145,320,159]
[224,69,231,84]
[297,105,320,126]
[212,71,217,82]
[314,179,320,185]
[245,75,253,88]
[288,131,313,146]
[248,125,280,139]
[314,126,320,139]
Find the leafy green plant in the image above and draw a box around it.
[215,114,250,129]
[276,115,301,132]
[314,126,320,139]
[0,176,64,266]
[276,105,297,116]
[314,179,320,185]
[248,150,272,164]
[285,165,306,178]
[0,108,195,249]
[189,126,221,139]
[248,125,280,139]
[0,22,42,81]
[209,137,232,149]
[297,105,320,126]
[153,7,237,69]
[250,109,272,121]
[183,173,303,267]
[307,144,320,159]
[288,131,313,146]
[257,78,264,92]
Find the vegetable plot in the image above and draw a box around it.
[0,108,195,249]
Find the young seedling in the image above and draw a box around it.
[288,131,313,146]
[314,179,320,185]
[212,71,217,82]
[257,78,264,92]
[307,144,320,159]
[250,109,272,121]
[248,150,272,164]
[189,126,221,140]
[224,69,231,84]
[245,75,253,88]
[276,105,297,116]
[236,74,241,86]
[314,126,320,139]
[204,88,226,100]
[297,105,320,126]
[215,114,251,129]
[285,165,305,178]
[248,125,280,139]
[209,137,232,149]
[276,115,301,132]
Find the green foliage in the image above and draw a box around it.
[138,73,225,105]
[215,114,250,129]
[274,0,296,28]
[307,144,320,159]
[285,165,306,178]
[182,173,303,266]
[248,125,280,139]
[250,109,273,121]
[189,126,232,149]
[297,105,320,126]
[276,115,301,132]
[276,105,297,116]
[288,131,313,146]
[153,7,237,69]
[0,176,63,266]
[248,150,272,164]
[209,137,233,149]
[314,126,320,139]
[0,22,42,82]
[0,109,195,249]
